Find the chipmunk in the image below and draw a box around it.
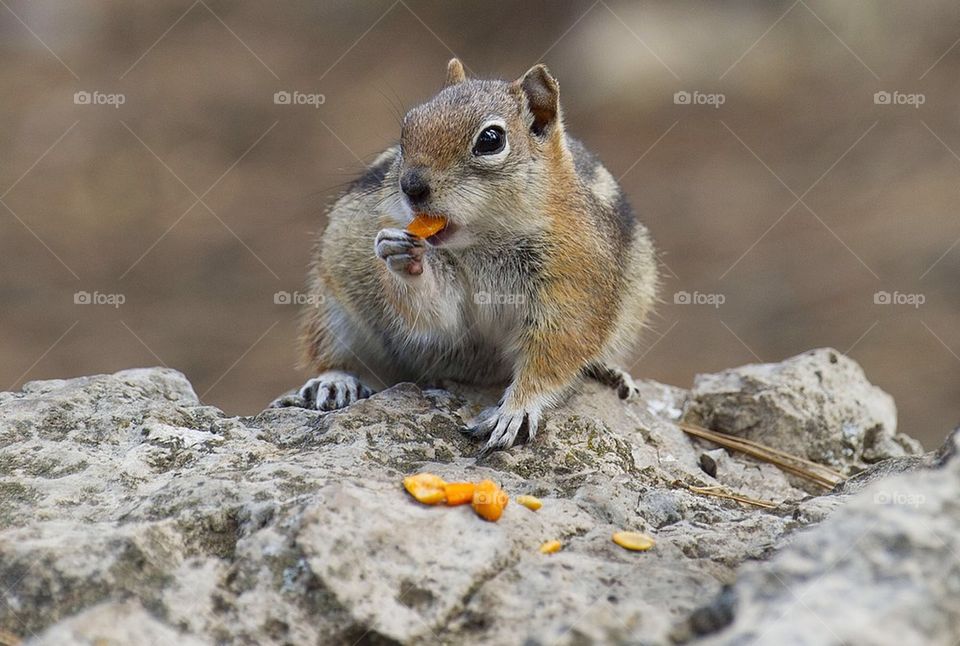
[273,59,658,453]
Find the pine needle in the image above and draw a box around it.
[682,483,779,509]
[678,421,846,489]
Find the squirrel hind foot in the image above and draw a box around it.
[583,362,641,400]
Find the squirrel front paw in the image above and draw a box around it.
[465,404,542,455]
[375,228,426,277]
[271,371,374,411]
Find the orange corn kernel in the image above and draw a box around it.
[407,213,447,239]
[516,495,542,511]
[471,479,509,522]
[403,473,447,505]
[443,482,476,506]
[539,540,562,554]
[612,531,656,551]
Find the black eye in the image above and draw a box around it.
[472,125,506,156]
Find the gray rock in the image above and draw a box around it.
[683,348,923,475]
[0,350,952,645]
[28,600,208,646]
[693,431,960,646]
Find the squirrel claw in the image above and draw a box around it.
[268,392,307,409]
[283,371,374,411]
[466,406,541,454]
[463,406,499,439]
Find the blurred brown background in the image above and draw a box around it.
[2,1,958,448]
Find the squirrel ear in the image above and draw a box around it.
[517,64,560,137]
[445,58,466,86]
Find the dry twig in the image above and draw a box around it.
[678,422,846,489]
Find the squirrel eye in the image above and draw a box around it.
[472,126,506,156]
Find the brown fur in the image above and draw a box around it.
[291,60,658,449]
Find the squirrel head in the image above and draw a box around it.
[396,59,566,247]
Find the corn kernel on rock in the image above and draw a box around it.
[443,482,476,506]
[516,495,542,511]
[539,540,562,554]
[403,473,447,505]
[612,531,655,551]
[471,479,508,522]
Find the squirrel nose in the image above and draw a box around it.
[400,168,431,206]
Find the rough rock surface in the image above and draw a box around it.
[696,430,960,645]
[0,349,953,645]
[684,348,922,473]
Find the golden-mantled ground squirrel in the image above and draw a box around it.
[273,59,658,453]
